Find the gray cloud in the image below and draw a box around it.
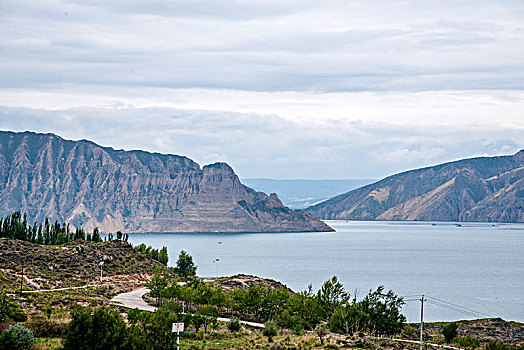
[1,0,523,179]
[1,0,523,92]
[0,106,521,179]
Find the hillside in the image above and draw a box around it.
[0,131,332,233]
[0,238,163,290]
[307,150,524,222]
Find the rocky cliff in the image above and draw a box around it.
[307,151,524,223]
[0,131,332,233]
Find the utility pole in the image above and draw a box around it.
[420,295,425,350]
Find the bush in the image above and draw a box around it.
[275,309,294,329]
[442,322,458,343]
[25,316,68,337]
[292,323,303,335]
[263,320,278,343]
[227,317,241,332]
[0,323,35,350]
[485,340,510,350]
[62,306,129,350]
[457,336,480,349]
[0,292,27,323]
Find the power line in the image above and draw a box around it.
[425,296,492,318]
[401,294,493,319]
[425,300,485,318]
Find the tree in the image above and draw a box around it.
[158,246,169,266]
[442,322,458,343]
[197,305,218,333]
[145,270,170,306]
[263,320,278,343]
[317,276,349,318]
[174,250,197,277]
[128,306,178,350]
[358,286,406,336]
[63,306,129,350]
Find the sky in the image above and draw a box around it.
[0,0,523,179]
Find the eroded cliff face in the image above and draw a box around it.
[0,131,332,233]
[307,150,524,223]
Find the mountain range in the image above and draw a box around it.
[0,131,332,233]
[306,150,524,223]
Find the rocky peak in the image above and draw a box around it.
[0,130,333,233]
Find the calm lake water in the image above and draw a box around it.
[126,220,524,322]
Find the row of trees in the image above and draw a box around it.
[146,272,406,337]
[134,243,169,266]
[0,211,170,274]
[0,211,105,245]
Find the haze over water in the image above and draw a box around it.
[127,220,524,323]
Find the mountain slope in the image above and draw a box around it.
[0,131,332,233]
[306,151,524,223]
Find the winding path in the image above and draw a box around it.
[110,287,264,327]
[110,287,156,312]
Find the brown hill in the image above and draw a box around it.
[0,238,162,290]
[307,151,524,222]
[0,131,332,233]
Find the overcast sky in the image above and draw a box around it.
[1,0,523,179]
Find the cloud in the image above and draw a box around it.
[1,0,523,92]
[0,104,522,179]
[1,1,523,179]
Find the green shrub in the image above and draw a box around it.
[62,306,129,350]
[442,322,458,343]
[26,316,68,337]
[0,323,35,350]
[263,320,278,342]
[485,340,510,350]
[227,317,241,332]
[292,323,303,335]
[0,291,27,323]
[457,335,480,349]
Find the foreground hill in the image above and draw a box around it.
[0,131,332,233]
[307,150,524,222]
[0,238,163,290]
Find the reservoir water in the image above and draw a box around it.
[126,220,524,322]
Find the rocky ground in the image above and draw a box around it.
[0,238,163,291]
[211,274,292,291]
[422,317,524,341]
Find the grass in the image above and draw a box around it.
[34,337,62,350]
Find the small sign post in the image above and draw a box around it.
[172,322,184,350]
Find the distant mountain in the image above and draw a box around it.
[241,178,376,209]
[306,151,524,223]
[0,131,332,233]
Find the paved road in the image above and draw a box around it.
[111,288,264,327]
[217,317,264,328]
[110,287,157,312]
